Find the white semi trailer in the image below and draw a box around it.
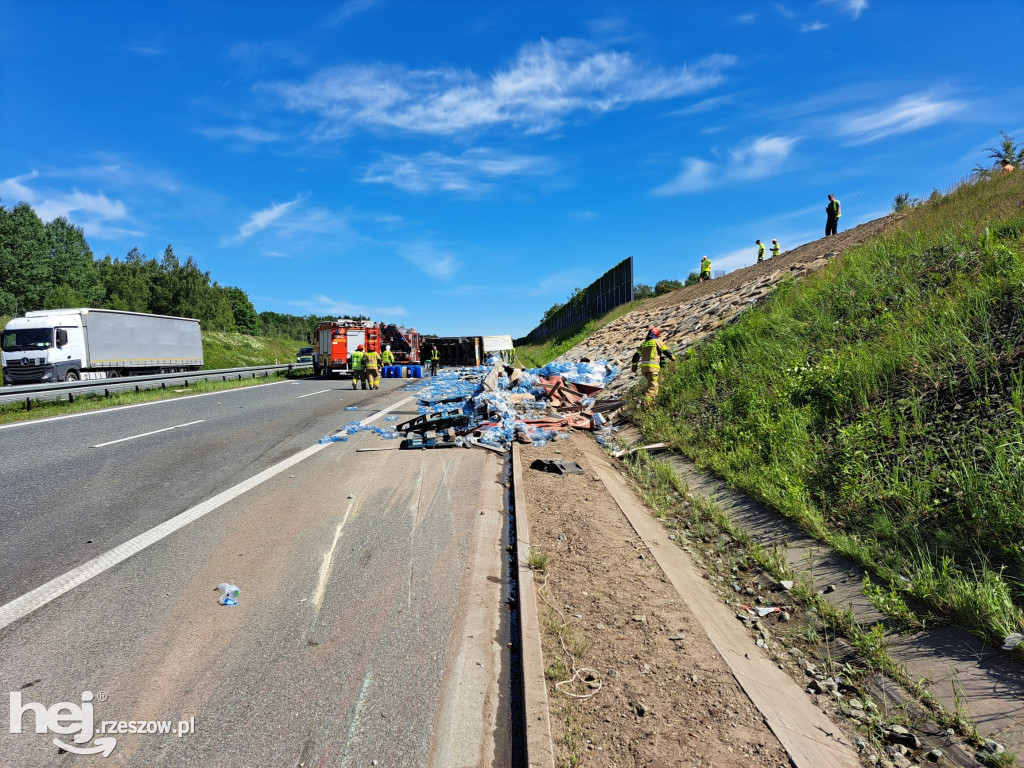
[1,308,203,386]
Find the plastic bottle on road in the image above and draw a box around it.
[216,583,240,606]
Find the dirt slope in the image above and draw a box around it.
[559,216,898,397]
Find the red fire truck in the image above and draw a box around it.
[312,320,381,378]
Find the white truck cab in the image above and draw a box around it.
[2,308,203,386]
[2,312,86,384]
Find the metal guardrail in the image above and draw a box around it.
[0,363,313,407]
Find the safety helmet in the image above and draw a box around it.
[386,344,391,350]
[357,345,364,351]
[649,327,661,337]
[772,239,777,243]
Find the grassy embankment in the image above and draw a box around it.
[517,298,651,369]
[632,171,1024,649]
[0,331,305,425]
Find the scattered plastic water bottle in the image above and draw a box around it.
[215,583,240,606]
[345,406,358,411]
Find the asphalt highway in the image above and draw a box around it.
[0,376,510,766]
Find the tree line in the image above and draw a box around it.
[0,201,358,340]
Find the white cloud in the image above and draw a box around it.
[532,268,587,297]
[293,293,406,317]
[201,125,281,143]
[652,158,715,195]
[824,0,868,19]
[261,38,737,137]
[326,0,380,27]
[361,148,553,194]
[653,135,798,196]
[235,197,305,240]
[395,242,458,279]
[836,92,966,145]
[129,43,166,56]
[0,171,135,238]
[669,94,734,116]
[734,13,756,24]
[800,21,828,32]
[730,135,798,179]
[774,4,796,19]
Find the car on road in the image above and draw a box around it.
[296,346,314,364]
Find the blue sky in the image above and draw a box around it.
[2,1,1022,337]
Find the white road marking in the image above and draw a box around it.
[297,389,331,399]
[0,379,293,432]
[92,419,206,448]
[310,498,357,622]
[0,395,413,631]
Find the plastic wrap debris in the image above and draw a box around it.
[375,359,619,451]
[215,583,240,606]
[1003,633,1024,651]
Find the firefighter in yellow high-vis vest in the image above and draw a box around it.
[631,327,675,405]
[350,345,365,390]
[382,344,395,367]
[363,347,382,390]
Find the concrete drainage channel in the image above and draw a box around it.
[501,451,529,767]
[506,444,557,768]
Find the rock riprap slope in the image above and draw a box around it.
[559,215,897,397]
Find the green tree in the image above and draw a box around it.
[654,279,684,296]
[634,283,655,299]
[684,271,701,287]
[985,130,1024,166]
[0,290,16,316]
[540,302,564,324]
[224,286,259,335]
[0,201,53,311]
[44,283,89,309]
[97,248,152,312]
[45,216,104,305]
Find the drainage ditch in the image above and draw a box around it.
[501,452,528,768]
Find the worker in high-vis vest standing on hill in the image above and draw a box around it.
[631,327,675,406]
[771,239,781,258]
[363,347,382,390]
[700,255,712,283]
[756,240,765,263]
[826,193,841,237]
[350,345,365,390]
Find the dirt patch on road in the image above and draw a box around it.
[521,435,791,768]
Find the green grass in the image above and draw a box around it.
[631,170,1024,650]
[201,331,303,369]
[517,298,651,368]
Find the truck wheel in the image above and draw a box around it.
[65,370,80,382]
[106,369,120,379]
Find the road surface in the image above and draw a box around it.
[0,377,511,766]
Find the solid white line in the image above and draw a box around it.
[297,389,331,399]
[358,396,411,425]
[0,379,293,432]
[92,420,206,448]
[0,394,415,631]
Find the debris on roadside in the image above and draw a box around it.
[215,583,240,606]
[388,359,619,452]
[530,458,585,475]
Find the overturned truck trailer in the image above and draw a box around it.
[429,334,515,366]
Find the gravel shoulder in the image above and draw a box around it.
[521,433,793,768]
